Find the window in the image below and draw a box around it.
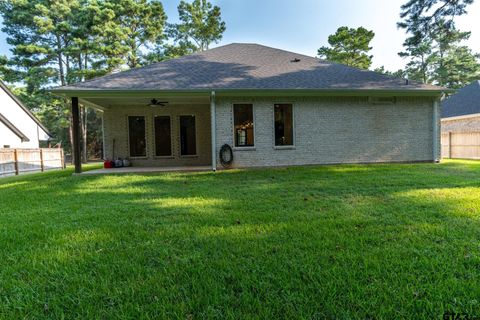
[274,104,294,146]
[154,116,172,157]
[128,116,146,157]
[234,104,254,147]
[180,115,196,156]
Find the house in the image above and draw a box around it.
[0,81,50,148]
[441,80,480,159]
[52,43,451,173]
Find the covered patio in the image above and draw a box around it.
[63,92,218,174]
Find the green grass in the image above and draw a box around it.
[1,160,480,319]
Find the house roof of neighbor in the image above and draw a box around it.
[0,81,51,136]
[442,81,480,118]
[53,43,448,94]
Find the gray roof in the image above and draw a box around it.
[55,43,444,92]
[442,81,480,118]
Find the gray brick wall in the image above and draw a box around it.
[103,96,435,168]
[103,104,211,167]
[214,96,435,168]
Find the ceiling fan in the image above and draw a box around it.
[148,98,168,107]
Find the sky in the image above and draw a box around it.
[0,0,479,71]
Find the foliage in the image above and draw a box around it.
[0,0,169,157]
[1,161,480,318]
[398,0,474,47]
[373,66,406,79]
[168,0,226,52]
[0,0,225,158]
[318,26,375,69]
[398,0,479,87]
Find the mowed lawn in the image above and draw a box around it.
[1,161,480,319]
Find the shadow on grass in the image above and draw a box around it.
[1,161,480,318]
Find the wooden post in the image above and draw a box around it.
[13,149,19,175]
[72,97,82,173]
[60,148,65,169]
[448,131,452,159]
[40,149,44,172]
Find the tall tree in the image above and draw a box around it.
[317,26,375,69]
[0,0,167,161]
[398,38,434,83]
[169,0,226,52]
[398,1,480,87]
[398,0,474,47]
[97,0,167,69]
[429,23,480,88]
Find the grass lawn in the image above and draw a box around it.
[1,160,480,319]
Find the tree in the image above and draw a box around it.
[399,38,434,83]
[428,23,480,88]
[373,66,406,79]
[0,0,167,162]
[398,0,474,47]
[398,1,479,87]
[169,0,226,52]
[97,0,167,69]
[318,27,375,69]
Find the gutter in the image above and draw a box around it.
[50,88,454,99]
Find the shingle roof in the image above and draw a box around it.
[441,81,480,118]
[55,43,444,92]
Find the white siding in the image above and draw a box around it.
[0,87,49,148]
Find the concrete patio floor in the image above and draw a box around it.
[81,166,212,175]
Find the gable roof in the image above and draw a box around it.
[441,81,480,118]
[53,43,447,94]
[0,81,51,137]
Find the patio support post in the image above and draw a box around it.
[210,91,217,171]
[72,97,82,174]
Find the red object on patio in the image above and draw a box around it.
[103,160,114,169]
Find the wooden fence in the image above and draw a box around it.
[0,148,64,177]
[441,131,480,159]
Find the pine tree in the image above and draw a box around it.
[317,27,375,70]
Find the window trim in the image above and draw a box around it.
[232,102,256,149]
[179,114,198,157]
[272,102,296,148]
[153,115,173,158]
[127,115,148,159]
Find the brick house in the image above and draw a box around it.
[441,81,480,159]
[52,43,450,173]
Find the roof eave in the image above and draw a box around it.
[51,88,453,98]
[0,81,52,137]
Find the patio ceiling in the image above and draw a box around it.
[80,95,210,111]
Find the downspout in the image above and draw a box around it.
[210,91,217,171]
[433,98,440,163]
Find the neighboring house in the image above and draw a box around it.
[0,81,50,148]
[441,80,480,159]
[52,43,451,173]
